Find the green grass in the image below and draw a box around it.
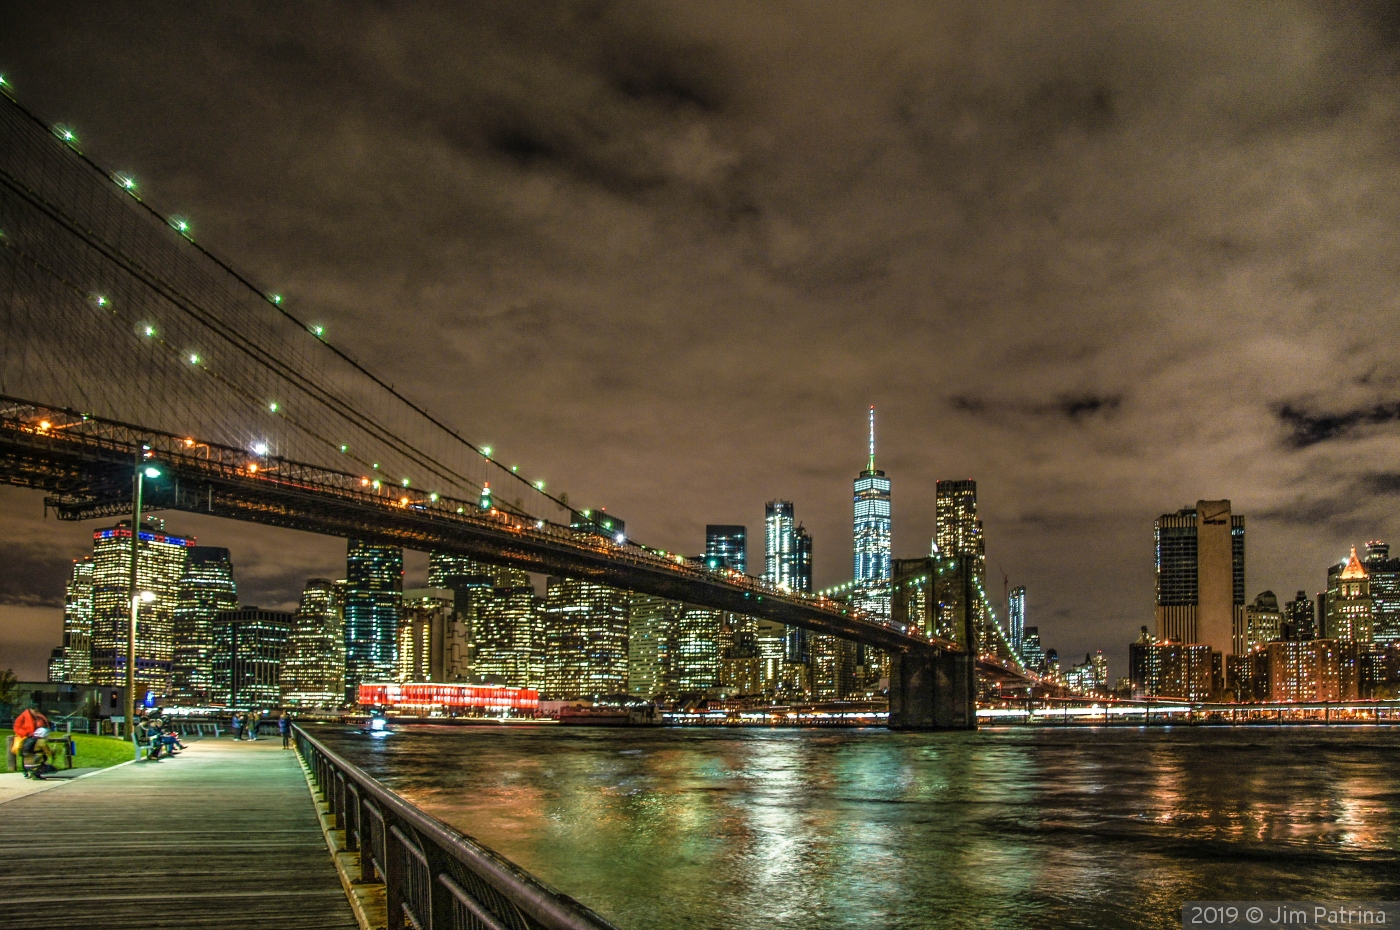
[3,729,137,772]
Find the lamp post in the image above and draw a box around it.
[125,445,161,759]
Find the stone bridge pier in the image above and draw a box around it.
[887,647,977,729]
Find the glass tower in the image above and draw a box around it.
[852,407,892,624]
[628,594,680,699]
[704,526,748,573]
[171,546,237,704]
[90,520,192,698]
[764,501,797,589]
[1008,586,1027,655]
[344,540,403,700]
[1363,541,1400,647]
[212,607,293,707]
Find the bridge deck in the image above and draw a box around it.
[0,737,357,930]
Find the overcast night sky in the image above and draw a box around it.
[2,2,1400,681]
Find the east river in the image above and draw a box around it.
[316,725,1400,930]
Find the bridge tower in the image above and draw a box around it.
[887,554,979,729]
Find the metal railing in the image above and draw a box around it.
[295,725,620,930]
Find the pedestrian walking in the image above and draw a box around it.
[278,711,292,749]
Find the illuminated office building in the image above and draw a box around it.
[1020,626,1045,674]
[1325,548,1373,645]
[628,594,680,698]
[57,558,95,683]
[934,480,984,570]
[1007,586,1027,656]
[1244,591,1282,650]
[1363,541,1400,647]
[852,407,892,625]
[171,546,237,704]
[343,540,403,701]
[468,564,543,690]
[704,526,748,573]
[212,607,292,707]
[675,605,721,692]
[396,588,456,684]
[90,520,192,698]
[544,577,629,699]
[1154,500,1246,654]
[282,578,345,708]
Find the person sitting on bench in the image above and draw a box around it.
[20,727,58,779]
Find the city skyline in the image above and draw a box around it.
[4,5,1400,684]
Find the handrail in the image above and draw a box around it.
[294,724,621,930]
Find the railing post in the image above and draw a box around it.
[335,770,347,830]
[384,816,407,930]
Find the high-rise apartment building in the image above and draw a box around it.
[1325,548,1373,645]
[934,481,984,568]
[282,578,345,708]
[675,606,721,692]
[396,589,456,683]
[343,540,403,700]
[1153,500,1246,654]
[704,526,748,573]
[544,577,629,699]
[1363,541,1400,647]
[852,407,892,624]
[90,520,192,698]
[628,594,680,699]
[58,558,94,683]
[1007,586,1027,656]
[1244,591,1282,650]
[171,547,236,704]
[212,607,292,707]
[1283,591,1316,641]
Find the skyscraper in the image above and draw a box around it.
[90,520,192,697]
[852,407,892,624]
[1284,591,1316,641]
[764,501,797,590]
[281,578,345,708]
[674,605,721,692]
[1363,541,1400,648]
[212,607,292,707]
[467,563,543,690]
[171,546,237,704]
[704,526,748,573]
[1153,500,1246,654]
[396,589,455,683]
[1244,591,1282,650]
[1325,548,1373,645]
[934,480,984,570]
[1008,586,1027,656]
[343,540,403,700]
[59,558,94,683]
[628,594,680,699]
[544,577,629,699]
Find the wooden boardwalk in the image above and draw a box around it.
[0,737,358,930]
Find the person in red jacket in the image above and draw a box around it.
[8,707,49,772]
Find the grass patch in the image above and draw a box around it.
[3,729,136,772]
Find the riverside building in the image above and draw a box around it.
[281,578,345,708]
[212,607,293,707]
[171,546,236,704]
[54,558,95,684]
[343,540,403,701]
[544,577,629,699]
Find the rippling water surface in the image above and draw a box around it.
[316,725,1400,930]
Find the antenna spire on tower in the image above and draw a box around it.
[868,405,876,472]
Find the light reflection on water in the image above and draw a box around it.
[319,726,1400,930]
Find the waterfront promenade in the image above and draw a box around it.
[0,738,357,930]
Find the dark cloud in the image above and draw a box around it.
[0,543,73,608]
[3,1,1400,679]
[1277,401,1400,448]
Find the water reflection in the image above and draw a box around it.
[324,726,1400,930]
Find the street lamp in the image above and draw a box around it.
[125,447,161,758]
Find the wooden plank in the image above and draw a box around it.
[0,738,359,930]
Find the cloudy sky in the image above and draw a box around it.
[2,1,1399,680]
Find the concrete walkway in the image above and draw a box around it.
[0,737,358,930]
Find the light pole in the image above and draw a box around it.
[125,445,161,759]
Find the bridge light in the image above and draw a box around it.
[614,532,625,544]
[481,447,492,457]
[184,439,194,447]
[37,420,51,431]
[536,520,545,529]
[360,477,370,486]
[399,496,409,506]
[53,124,79,146]
[372,463,379,469]
[371,479,381,490]
[143,325,156,337]
[340,444,348,453]
[170,216,191,235]
[401,478,410,487]
[534,480,544,491]
[268,402,278,412]
[93,295,109,308]
[247,463,258,473]
[144,466,161,479]
[114,172,137,191]
[269,294,283,305]
[188,353,200,364]
[252,442,269,455]
[457,507,464,514]
[311,325,324,337]
[429,493,438,502]
[511,466,518,473]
